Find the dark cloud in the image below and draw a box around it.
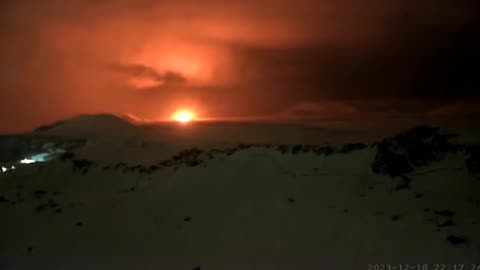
[232,10,479,101]
[109,64,186,89]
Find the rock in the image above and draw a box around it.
[373,147,414,177]
[276,145,289,154]
[302,145,312,153]
[138,167,151,174]
[312,146,335,156]
[225,148,237,156]
[60,152,75,161]
[372,125,457,177]
[72,159,96,171]
[185,159,202,167]
[395,175,412,190]
[292,145,302,154]
[340,143,367,153]
[434,210,455,217]
[33,190,47,199]
[148,165,159,171]
[446,235,467,245]
[47,199,58,208]
[465,145,480,180]
[114,162,128,169]
[159,160,174,167]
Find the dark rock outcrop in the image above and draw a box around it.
[0,195,9,203]
[292,145,303,154]
[312,146,335,156]
[72,159,96,172]
[465,146,480,180]
[372,125,458,177]
[276,145,289,154]
[434,209,455,217]
[33,190,47,199]
[446,235,467,245]
[60,152,75,161]
[340,143,368,153]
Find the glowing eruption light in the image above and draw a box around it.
[172,110,196,123]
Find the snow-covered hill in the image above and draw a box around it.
[1,115,479,270]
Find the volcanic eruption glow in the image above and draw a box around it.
[172,110,196,123]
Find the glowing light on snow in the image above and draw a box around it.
[1,167,6,173]
[31,153,49,162]
[172,110,196,123]
[20,159,36,164]
[20,152,50,165]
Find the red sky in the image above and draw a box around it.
[0,0,478,132]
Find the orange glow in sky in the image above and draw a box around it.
[172,110,196,123]
[130,41,221,86]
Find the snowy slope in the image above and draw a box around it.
[1,116,480,270]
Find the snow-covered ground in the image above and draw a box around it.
[1,115,479,270]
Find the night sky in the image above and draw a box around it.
[0,0,479,132]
